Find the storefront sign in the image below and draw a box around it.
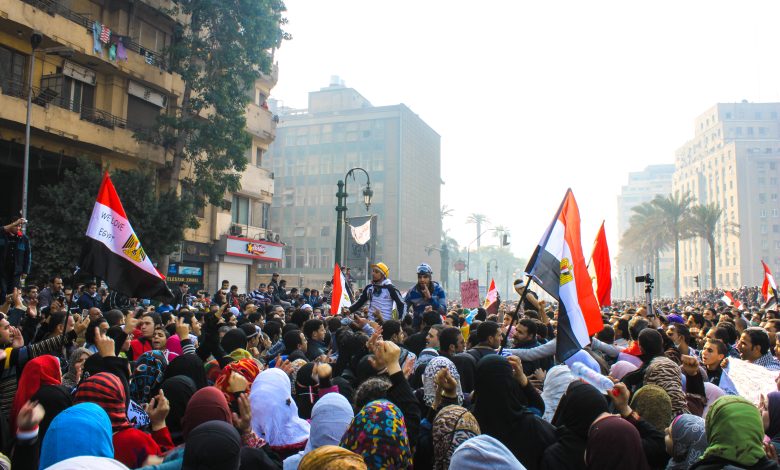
[225,236,283,261]
[167,263,204,287]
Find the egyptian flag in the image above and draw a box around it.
[762,260,778,302]
[484,278,499,315]
[330,263,352,315]
[78,173,172,301]
[587,221,612,307]
[525,189,603,361]
[721,291,743,310]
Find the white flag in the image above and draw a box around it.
[350,218,371,245]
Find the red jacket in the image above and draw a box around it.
[113,427,173,468]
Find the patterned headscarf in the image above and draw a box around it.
[432,405,480,470]
[75,372,132,432]
[644,357,690,415]
[299,445,367,470]
[667,414,707,470]
[289,358,309,393]
[340,400,411,470]
[129,350,168,404]
[423,357,463,407]
[214,358,261,403]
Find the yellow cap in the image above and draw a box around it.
[371,262,389,278]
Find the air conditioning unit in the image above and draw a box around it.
[273,233,281,243]
[265,230,275,241]
[229,225,243,236]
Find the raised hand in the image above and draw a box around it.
[95,327,115,357]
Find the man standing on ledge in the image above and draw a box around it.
[349,262,405,321]
[405,263,446,328]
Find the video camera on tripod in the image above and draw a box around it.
[635,273,654,316]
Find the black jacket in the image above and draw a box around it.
[0,231,31,277]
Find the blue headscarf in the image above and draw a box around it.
[39,402,113,469]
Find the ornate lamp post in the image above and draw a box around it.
[335,168,372,267]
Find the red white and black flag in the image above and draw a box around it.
[78,173,172,300]
[525,189,603,362]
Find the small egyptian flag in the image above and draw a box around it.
[762,260,778,303]
[484,278,499,315]
[721,291,743,310]
[78,173,172,300]
[330,263,352,315]
[587,221,612,307]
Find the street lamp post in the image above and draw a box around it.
[334,167,372,268]
[21,31,43,231]
[465,229,490,280]
[486,258,498,287]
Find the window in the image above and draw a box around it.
[137,19,167,53]
[761,209,768,218]
[321,226,331,236]
[761,224,768,234]
[760,193,767,203]
[39,74,95,114]
[255,147,264,167]
[308,249,318,269]
[231,195,250,225]
[295,248,305,268]
[773,177,779,185]
[736,127,742,136]
[127,95,160,130]
[261,203,270,229]
[284,246,292,269]
[293,227,305,237]
[0,45,27,93]
[320,248,331,270]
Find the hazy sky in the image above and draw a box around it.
[271,0,780,268]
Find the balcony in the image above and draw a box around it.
[256,64,279,90]
[238,165,274,200]
[245,102,277,141]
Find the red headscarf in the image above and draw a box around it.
[180,386,231,438]
[214,358,260,403]
[12,355,61,431]
[74,372,133,432]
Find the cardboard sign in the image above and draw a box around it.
[721,357,779,406]
[460,280,480,308]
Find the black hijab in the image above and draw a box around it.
[293,362,318,420]
[164,354,208,390]
[31,385,73,440]
[183,420,241,470]
[161,376,197,445]
[221,328,248,355]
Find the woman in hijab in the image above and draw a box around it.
[181,386,232,439]
[284,392,355,470]
[432,405,480,470]
[472,355,555,470]
[61,348,91,389]
[292,361,320,420]
[215,357,261,407]
[702,383,725,416]
[622,328,665,393]
[585,415,650,470]
[609,360,639,381]
[644,357,691,416]
[182,421,241,470]
[762,391,780,454]
[541,381,609,470]
[161,376,197,445]
[540,365,575,422]
[665,414,707,470]
[631,384,674,433]
[31,385,72,440]
[251,368,310,459]
[11,355,61,431]
[449,435,526,470]
[340,399,412,470]
[44,456,129,470]
[691,396,778,469]
[164,354,208,390]
[299,446,367,470]
[130,350,169,405]
[75,372,173,468]
[39,402,114,469]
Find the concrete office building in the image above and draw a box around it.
[261,78,441,289]
[674,102,780,293]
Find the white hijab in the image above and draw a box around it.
[540,365,576,422]
[283,392,354,470]
[250,368,311,447]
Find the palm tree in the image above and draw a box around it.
[689,203,739,289]
[440,204,454,221]
[620,201,669,298]
[436,229,461,290]
[652,192,694,298]
[466,213,490,249]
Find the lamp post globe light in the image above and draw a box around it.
[335,167,372,267]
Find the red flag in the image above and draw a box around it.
[721,291,742,309]
[588,221,612,307]
[330,264,352,315]
[484,278,498,315]
[762,260,778,302]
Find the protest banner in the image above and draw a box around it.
[460,279,480,308]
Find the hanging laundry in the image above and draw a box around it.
[145,52,155,65]
[108,43,117,61]
[100,24,111,44]
[112,36,128,61]
[92,21,103,53]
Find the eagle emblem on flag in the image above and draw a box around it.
[122,233,147,263]
[560,258,573,286]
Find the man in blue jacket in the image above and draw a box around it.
[404,263,446,328]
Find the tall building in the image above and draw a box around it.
[674,102,780,293]
[615,164,675,298]
[0,0,279,293]
[262,79,442,289]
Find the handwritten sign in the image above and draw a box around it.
[721,357,779,406]
[460,280,480,308]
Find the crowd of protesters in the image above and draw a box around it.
[2,251,780,469]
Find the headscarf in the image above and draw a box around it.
[161,376,197,442]
[666,414,707,470]
[449,435,526,470]
[39,403,113,469]
[129,350,168,404]
[182,421,241,470]
[164,354,208,390]
[11,354,61,431]
[539,365,575,422]
[289,358,310,393]
[61,347,91,389]
[228,348,253,361]
[299,446,367,470]
[630,384,673,433]
[585,415,649,470]
[609,360,638,381]
[432,405,480,470]
[250,368,310,447]
[204,359,222,385]
[340,399,411,470]
[644,356,690,415]
[31,385,72,440]
[44,456,129,470]
[552,381,609,439]
[221,328,248,354]
[181,386,232,439]
[284,393,356,470]
[703,382,726,416]
[215,358,261,403]
[766,391,780,439]
[422,356,463,406]
[74,372,132,432]
[702,395,766,466]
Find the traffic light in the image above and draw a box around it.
[694,275,699,287]
[501,233,510,246]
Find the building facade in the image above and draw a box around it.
[674,102,780,293]
[261,80,442,290]
[0,0,278,294]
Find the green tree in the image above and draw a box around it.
[652,192,694,297]
[619,201,669,298]
[466,213,490,249]
[158,0,289,207]
[689,203,739,289]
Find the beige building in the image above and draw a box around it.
[0,0,278,294]
[674,102,780,293]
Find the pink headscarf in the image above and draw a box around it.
[610,360,639,380]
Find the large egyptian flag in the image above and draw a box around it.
[587,221,612,307]
[762,260,778,302]
[330,263,352,315]
[525,189,603,361]
[78,173,172,300]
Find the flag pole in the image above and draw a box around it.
[499,280,534,354]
